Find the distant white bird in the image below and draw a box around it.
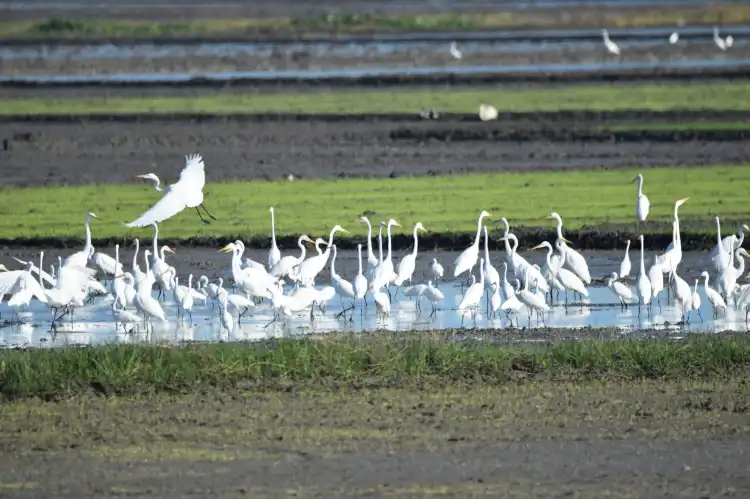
[267,207,281,270]
[713,26,728,50]
[632,173,650,232]
[606,272,633,307]
[669,32,679,44]
[701,271,727,319]
[619,240,632,280]
[127,153,216,227]
[454,210,491,278]
[478,104,498,122]
[429,258,444,282]
[602,29,620,55]
[449,41,462,59]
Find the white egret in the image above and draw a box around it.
[532,241,588,304]
[714,26,727,50]
[636,234,651,313]
[669,32,679,44]
[701,271,726,318]
[359,216,379,278]
[127,153,216,227]
[370,219,401,291]
[712,223,749,261]
[92,245,122,283]
[691,279,702,322]
[268,207,281,269]
[404,283,428,310]
[606,272,633,308]
[394,222,426,287]
[458,263,485,322]
[270,235,314,280]
[481,225,500,294]
[500,279,524,324]
[133,248,168,329]
[330,245,355,309]
[297,225,349,286]
[671,269,693,321]
[546,212,591,284]
[131,238,146,284]
[172,275,194,322]
[657,198,690,275]
[64,212,99,268]
[619,240,631,280]
[449,41,462,59]
[648,256,664,305]
[219,244,276,301]
[122,273,136,308]
[632,174,650,233]
[111,290,141,332]
[373,289,391,319]
[602,29,620,55]
[454,210,491,278]
[149,222,174,299]
[517,267,549,326]
[0,260,48,320]
[429,258,444,282]
[478,104,498,122]
[502,233,550,293]
[719,248,750,301]
[353,244,368,302]
[112,244,127,309]
[423,281,445,316]
[711,216,731,274]
[217,291,234,335]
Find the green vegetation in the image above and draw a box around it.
[1,5,748,40]
[1,335,748,400]
[2,83,748,116]
[604,121,750,133]
[0,165,746,244]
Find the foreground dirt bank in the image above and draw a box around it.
[0,378,747,497]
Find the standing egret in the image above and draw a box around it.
[712,223,749,262]
[502,233,550,293]
[701,271,727,319]
[370,219,401,292]
[632,174,650,233]
[429,258,444,283]
[657,198,690,276]
[0,261,48,320]
[454,210,491,279]
[602,29,620,55]
[648,256,664,308]
[532,241,588,305]
[619,240,632,281]
[711,216,731,274]
[671,269,693,322]
[394,222,426,287]
[449,41,462,59]
[546,212,591,284]
[714,26,728,50]
[482,225,500,294]
[133,250,168,330]
[669,32,679,44]
[217,290,234,335]
[516,268,550,327]
[359,216,379,277]
[297,225,349,286]
[691,279,702,322]
[112,290,141,333]
[268,207,281,270]
[373,289,391,319]
[352,244,368,304]
[64,212,99,268]
[458,263,485,325]
[330,245,355,312]
[404,284,428,311]
[606,272,633,308]
[636,234,652,315]
[270,235,314,280]
[127,153,217,227]
[424,281,445,317]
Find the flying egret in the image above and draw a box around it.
[601,29,620,55]
[632,174,650,233]
[636,234,651,315]
[701,271,726,319]
[394,222,426,287]
[619,240,632,281]
[429,258,444,283]
[606,272,633,308]
[127,153,217,227]
[454,210,491,278]
[268,207,281,270]
[547,212,591,284]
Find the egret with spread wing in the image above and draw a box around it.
[126,153,217,227]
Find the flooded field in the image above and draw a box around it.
[1,248,746,349]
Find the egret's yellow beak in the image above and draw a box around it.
[0,264,8,272]
[394,222,402,228]
[563,237,574,245]
[218,245,233,253]
[545,214,554,219]
[340,228,350,234]
[165,247,176,254]
[135,174,148,179]
[679,197,690,203]
[530,243,545,251]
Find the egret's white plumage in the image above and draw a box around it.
[394,222,426,287]
[619,240,632,280]
[429,258,444,282]
[353,244,368,300]
[632,174,650,229]
[701,271,727,318]
[606,272,633,306]
[602,29,620,55]
[547,212,591,284]
[454,210,491,278]
[268,207,281,270]
[636,234,651,308]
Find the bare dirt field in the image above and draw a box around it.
[0,378,748,498]
[2,110,749,187]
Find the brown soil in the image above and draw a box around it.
[2,110,749,188]
[0,378,747,498]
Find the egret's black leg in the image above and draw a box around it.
[200,203,218,220]
[195,207,211,225]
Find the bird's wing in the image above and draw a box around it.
[175,153,206,192]
[19,272,48,303]
[56,265,96,293]
[0,271,24,298]
[124,188,188,228]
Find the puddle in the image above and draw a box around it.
[0,248,745,349]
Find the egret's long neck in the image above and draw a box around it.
[412,227,419,257]
[637,177,644,197]
[330,250,337,275]
[152,225,159,256]
[639,238,646,274]
[545,247,553,272]
[473,215,484,246]
[133,239,140,270]
[386,224,393,260]
[357,246,363,274]
[115,245,120,277]
[365,220,375,260]
[38,252,44,288]
[483,228,490,260]
[716,218,723,244]
[327,228,336,248]
[739,228,746,247]
[84,216,92,249]
[378,226,384,262]
[270,209,277,246]
[625,241,630,256]
[143,251,150,275]
[555,218,563,241]
[736,252,745,274]
[160,246,167,261]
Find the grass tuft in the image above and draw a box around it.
[0,335,748,400]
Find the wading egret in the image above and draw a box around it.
[619,240,631,280]
[711,216,731,274]
[546,212,590,284]
[691,279,702,322]
[429,258,444,282]
[394,222,426,287]
[517,267,549,326]
[671,269,692,321]
[602,29,620,55]
[502,233,550,293]
[636,234,651,313]
[454,210,491,278]
[532,241,588,303]
[632,174,650,233]
[297,225,349,286]
[353,244,368,301]
[370,219,401,291]
[714,26,728,50]
[423,281,444,315]
[482,225,500,294]
[64,212,99,268]
[701,271,726,318]
[657,198,690,275]
[111,290,141,332]
[713,223,749,258]
[648,256,664,304]
[606,272,633,307]
[359,216,379,277]
[458,270,484,325]
[127,154,216,227]
[268,207,281,269]
[217,290,234,335]
[330,245,355,307]
[449,41,462,59]
[270,235,314,280]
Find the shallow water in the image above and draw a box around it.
[0,248,745,349]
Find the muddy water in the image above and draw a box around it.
[0,248,745,348]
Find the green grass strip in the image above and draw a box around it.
[0,335,747,400]
[2,6,749,40]
[1,83,748,116]
[0,165,746,242]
